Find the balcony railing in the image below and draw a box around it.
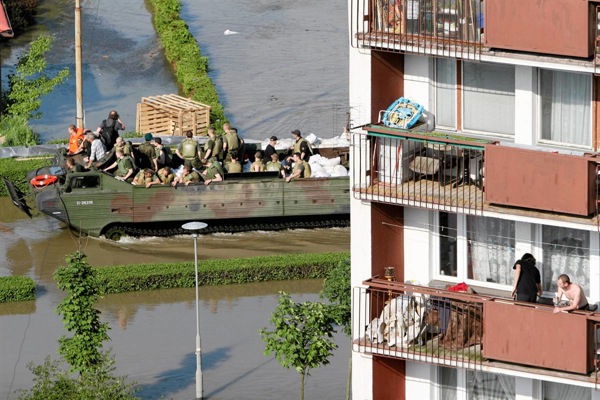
[354,279,600,380]
[352,128,491,215]
[351,0,483,59]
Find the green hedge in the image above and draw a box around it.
[147,0,227,131]
[0,275,36,302]
[96,252,349,294]
[0,156,53,197]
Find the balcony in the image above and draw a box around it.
[354,279,600,381]
[352,126,600,225]
[351,0,484,60]
[352,0,600,67]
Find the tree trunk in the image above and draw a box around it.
[300,370,305,400]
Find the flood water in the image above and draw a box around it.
[0,197,350,399]
[2,0,349,143]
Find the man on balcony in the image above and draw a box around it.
[553,274,589,313]
[511,253,542,303]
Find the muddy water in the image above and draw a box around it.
[0,197,350,399]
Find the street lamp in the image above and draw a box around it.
[182,221,208,400]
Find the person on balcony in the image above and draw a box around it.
[553,274,589,313]
[511,253,542,303]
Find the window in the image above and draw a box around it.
[467,216,515,285]
[541,226,590,293]
[540,70,591,148]
[463,62,515,136]
[466,371,515,400]
[542,381,590,400]
[437,213,515,286]
[435,58,457,128]
[439,367,515,400]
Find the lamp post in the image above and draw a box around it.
[182,221,208,400]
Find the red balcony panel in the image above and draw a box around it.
[485,145,597,216]
[483,301,594,374]
[485,0,593,58]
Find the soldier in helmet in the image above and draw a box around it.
[176,131,203,169]
[138,133,158,171]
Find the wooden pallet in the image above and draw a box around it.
[136,94,212,136]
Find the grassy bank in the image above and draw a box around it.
[96,252,349,294]
[147,0,227,130]
[0,276,36,302]
[0,253,350,302]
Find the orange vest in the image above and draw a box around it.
[68,128,84,153]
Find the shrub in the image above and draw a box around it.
[0,275,36,302]
[95,252,349,294]
[147,0,227,130]
[0,156,53,197]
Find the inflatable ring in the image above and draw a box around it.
[30,174,58,187]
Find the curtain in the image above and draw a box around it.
[467,371,515,400]
[463,62,515,136]
[543,381,591,400]
[439,367,457,400]
[435,58,456,128]
[540,70,591,147]
[467,216,515,285]
[542,226,589,293]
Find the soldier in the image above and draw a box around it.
[265,152,282,173]
[224,154,243,173]
[115,136,134,159]
[202,127,223,163]
[138,133,158,171]
[201,159,225,185]
[157,165,175,185]
[176,131,203,169]
[172,164,201,186]
[103,149,135,182]
[66,157,88,173]
[132,168,161,188]
[263,136,278,161]
[153,137,172,169]
[289,129,313,161]
[250,151,265,172]
[222,124,241,162]
[285,152,311,182]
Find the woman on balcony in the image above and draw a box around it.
[511,253,543,303]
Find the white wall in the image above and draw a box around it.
[514,65,537,146]
[403,208,432,285]
[406,363,435,399]
[403,55,431,110]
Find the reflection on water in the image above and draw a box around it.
[0,197,350,399]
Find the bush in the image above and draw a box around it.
[0,156,53,197]
[147,0,227,130]
[4,0,37,36]
[0,275,36,302]
[0,115,38,146]
[95,252,349,294]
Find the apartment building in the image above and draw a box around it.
[349,1,600,399]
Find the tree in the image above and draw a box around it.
[54,252,109,373]
[17,252,138,400]
[4,35,69,120]
[321,258,352,400]
[260,292,337,400]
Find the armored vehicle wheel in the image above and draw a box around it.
[105,226,126,241]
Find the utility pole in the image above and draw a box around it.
[74,0,83,128]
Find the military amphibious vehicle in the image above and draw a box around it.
[5,149,350,240]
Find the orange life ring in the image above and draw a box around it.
[30,174,58,187]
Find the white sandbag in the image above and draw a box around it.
[305,133,318,145]
[277,138,294,150]
[320,156,341,167]
[308,154,323,165]
[309,163,329,178]
[330,164,348,177]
